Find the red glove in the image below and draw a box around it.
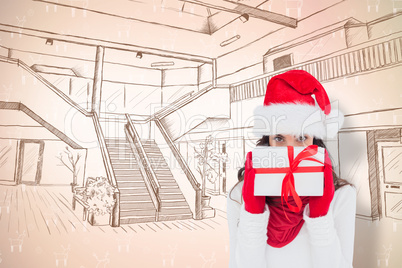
[308,150,335,218]
[242,151,266,214]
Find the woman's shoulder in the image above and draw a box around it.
[228,181,243,205]
[332,184,357,214]
[334,184,356,200]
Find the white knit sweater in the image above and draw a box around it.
[227,181,356,268]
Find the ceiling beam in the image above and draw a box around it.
[180,0,297,28]
[0,23,213,64]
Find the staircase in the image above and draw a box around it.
[141,140,193,221]
[104,137,193,223]
[105,137,157,224]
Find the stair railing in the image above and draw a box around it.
[153,84,213,120]
[151,90,194,119]
[142,85,217,220]
[92,112,120,227]
[0,55,90,116]
[124,85,214,125]
[125,114,161,220]
[153,118,202,220]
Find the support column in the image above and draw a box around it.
[197,65,201,91]
[212,58,217,88]
[161,69,166,106]
[222,142,227,193]
[91,46,105,116]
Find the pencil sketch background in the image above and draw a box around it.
[0,0,402,267]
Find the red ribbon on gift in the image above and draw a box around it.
[255,145,324,221]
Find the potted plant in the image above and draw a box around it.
[56,146,82,192]
[84,176,116,226]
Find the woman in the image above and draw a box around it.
[227,70,356,268]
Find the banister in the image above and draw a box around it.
[125,114,161,215]
[123,90,197,125]
[128,85,215,125]
[92,112,120,227]
[155,84,213,120]
[127,88,211,220]
[0,55,91,117]
[151,90,194,119]
[153,118,202,219]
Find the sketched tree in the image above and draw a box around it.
[194,135,228,196]
[56,146,82,191]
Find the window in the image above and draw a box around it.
[273,54,293,71]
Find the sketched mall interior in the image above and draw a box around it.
[0,0,402,267]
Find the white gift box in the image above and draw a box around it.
[252,146,325,196]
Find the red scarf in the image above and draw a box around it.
[266,196,310,248]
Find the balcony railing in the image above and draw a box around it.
[230,36,402,102]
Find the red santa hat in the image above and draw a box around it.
[253,70,344,139]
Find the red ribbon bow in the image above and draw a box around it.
[254,145,324,220]
[280,145,324,220]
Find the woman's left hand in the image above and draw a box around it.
[308,149,335,218]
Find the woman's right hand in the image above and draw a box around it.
[242,151,266,214]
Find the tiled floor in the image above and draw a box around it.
[0,184,230,268]
[354,216,402,268]
[1,184,402,267]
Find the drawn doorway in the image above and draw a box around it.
[16,140,45,185]
[377,141,402,220]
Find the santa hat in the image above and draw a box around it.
[253,70,344,140]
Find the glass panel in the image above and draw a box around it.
[0,139,17,182]
[383,146,402,184]
[385,192,402,220]
[21,143,40,183]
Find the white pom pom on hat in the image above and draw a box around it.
[252,70,344,139]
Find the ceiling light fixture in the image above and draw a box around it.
[45,38,53,45]
[220,35,240,47]
[151,61,175,67]
[240,13,249,23]
[136,52,143,59]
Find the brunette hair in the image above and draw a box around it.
[229,135,352,204]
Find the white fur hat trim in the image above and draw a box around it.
[252,102,344,139]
